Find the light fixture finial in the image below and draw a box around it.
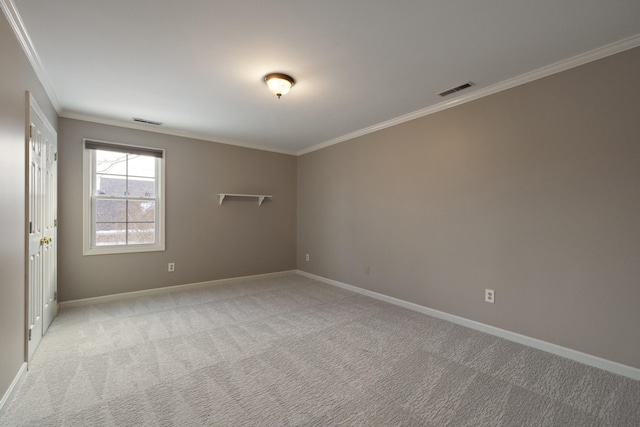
[264,73,295,99]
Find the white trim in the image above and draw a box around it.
[1,0,289,155]
[0,0,61,112]
[61,112,297,156]
[4,0,638,158]
[297,33,640,156]
[0,362,27,413]
[82,139,166,256]
[297,270,640,381]
[27,93,57,138]
[59,270,297,308]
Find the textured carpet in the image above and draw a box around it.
[1,274,638,426]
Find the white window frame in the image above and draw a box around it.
[83,138,165,255]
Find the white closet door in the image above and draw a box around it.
[26,93,57,361]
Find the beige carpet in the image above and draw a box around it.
[1,274,638,426]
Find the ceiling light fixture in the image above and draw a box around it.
[264,73,295,99]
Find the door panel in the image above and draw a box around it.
[26,93,57,361]
[43,130,57,330]
[27,114,43,360]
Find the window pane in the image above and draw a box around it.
[96,199,126,222]
[96,174,126,196]
[127,176,156,198]
[128,223,155,245]
[128,200,155,222]
[96,223,126,246]
[128,155,156,178]
[95,150,127,175]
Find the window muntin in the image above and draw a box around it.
[83,140,164,255]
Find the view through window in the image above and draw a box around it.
[94,150,157,245]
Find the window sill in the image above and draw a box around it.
[83,244,165,256]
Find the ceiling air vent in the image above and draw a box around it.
[133,117,163,126]
[438,82,475,97]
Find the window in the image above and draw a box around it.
[83,139,165,255]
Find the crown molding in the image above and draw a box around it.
[297,33,640,156]
[4,0,638,158]
[60,111,297,156]
[2,0,292,155]
[1,0,61,112]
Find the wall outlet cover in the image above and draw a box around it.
[485,289,495,303]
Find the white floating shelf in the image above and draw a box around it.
[218,193,272,206]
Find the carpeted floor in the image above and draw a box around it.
[1,274,638,426]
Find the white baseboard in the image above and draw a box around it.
[59,270,297,308]
[297,270,640,381]
[0,362,27,413]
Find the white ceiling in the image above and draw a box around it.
[8,0,640,154]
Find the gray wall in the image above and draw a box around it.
[298,47,640,369]
[0,13,58,402]
[58,118,297,301]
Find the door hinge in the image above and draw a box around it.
[28,328,32,341]
[54,219,57,227]
[29,221,33,233]
[29,125,33,138]
[54,291,57,301]
[54,153,58,161]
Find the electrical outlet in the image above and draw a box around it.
[168,262,175,272]
[485,289,495,303]
[305,253,309,261]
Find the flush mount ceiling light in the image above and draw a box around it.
[264,73,295,99]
